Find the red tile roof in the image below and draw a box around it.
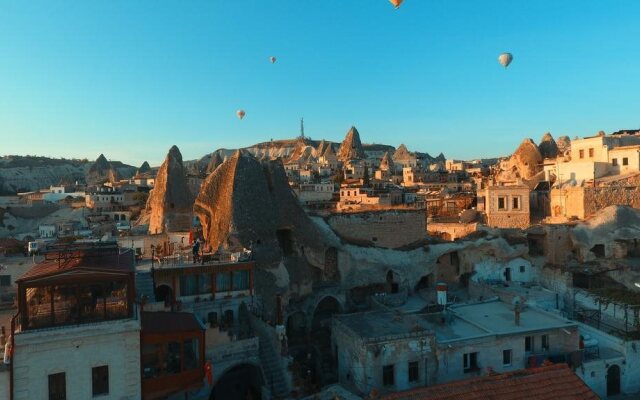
[381,364,598,400]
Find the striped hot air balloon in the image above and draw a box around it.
[498,52,513,68]
[236,110,246,120]
[389,0,403,9]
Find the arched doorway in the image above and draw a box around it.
[310,296,342,386]
[607,364,621,396]
[286,311,307,347]
[155,284,173,305]
[210,363,264,400]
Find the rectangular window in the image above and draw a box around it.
[408,361,419,382]
[232,270,249,290]
[579,149,584,159]
[512,196,521,210]
[183,338,200,371]
[0,275,10,286]
[383,364,395,386]
[623,157,629,166]
[49,372,66,400]
[588,148,594,158]
[525,336,533,352]
[92,366,109,396]
[463,352,479,373]
[612,158,618,166]
[503,350,512,366]
[216,273,231,292]
[497,196,506,210]
[541,334,550,351]
[520,265,526,273]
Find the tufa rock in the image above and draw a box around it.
[146,145,193,234]
[205,152,224,174]
[87,154,118,184]
[379,152,394,171]
[137,161,151,175]
[538,132,559,159]
[193,150,328,265]
[393,144,414,162]
[556,136,571,156]
[337,126,366,161]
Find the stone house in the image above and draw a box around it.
[478,185,530,229]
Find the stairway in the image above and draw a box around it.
[257,331,289,399]
[135,271,155,301]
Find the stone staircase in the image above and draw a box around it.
[135,271,155,301]
[252,317,289,399]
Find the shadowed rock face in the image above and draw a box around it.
[379,152,394,171]
[137,161,151,175]
[393,144,414,162]
[337,126,366,161]
[538,132,559,159]
[205,152,223,174]
[556,136,571,156]
[194,150,327,266]
[147,145,193,234]
[87,154,118,184]
[510,139,543,180]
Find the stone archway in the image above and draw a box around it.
[286,311,308,347]
[607,364,621,397]
[210,363,264,400]
[155,284,173,305]
[310,296,342,386]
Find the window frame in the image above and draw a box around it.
[525,335,534,352]
[502,349,512,367]
[48,372,66,400]
[588,148,594,158]
[623,157,629,166]
[512,196,521,211]
[382,364,395,386]
[408,361,419,383]
[497,196,507,211]
[92,365,109,397]
[541,334,550,351]
[463,352,479,373]
[612,158,618,166]
[579,149,584,159]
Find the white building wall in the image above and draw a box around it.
[472,257,534,283]
[12,319,141,400]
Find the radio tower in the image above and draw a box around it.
[300,118,305,139]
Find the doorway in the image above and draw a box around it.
[607,364,621,396]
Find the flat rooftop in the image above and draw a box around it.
[336,299,577,344]
[449,300,576,336]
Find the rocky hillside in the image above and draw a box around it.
[0,155,136,194]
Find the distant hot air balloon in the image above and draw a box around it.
[270,56,277,64]
[498,52,513,68]
[389,0,403,9]
[236,110,245,120]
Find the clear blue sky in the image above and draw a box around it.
[1,1,640,166]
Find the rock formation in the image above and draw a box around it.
[494,139,544,187]
[86,154,118,184]
[137,161,151,175]
[205,152,223,174]
[538,132,559,159]
[193,150,328,266]
[556,136,571,156]
[146,145,193,234]
[393,144,414,163]
[337,126,366,161]
[379,152,394,171]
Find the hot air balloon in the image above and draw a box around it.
[270,56,277,64]
[389,0,403,9]
[498,52,513,68]
[236,110,245,120]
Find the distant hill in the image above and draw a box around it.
[0,155,136,194]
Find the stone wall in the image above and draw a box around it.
[327,210,426,249]
[427,222,478,241]
[487,213,529,229]
[583,186,640,218]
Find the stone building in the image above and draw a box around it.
[332,299,580,397]
[478,185,530,229]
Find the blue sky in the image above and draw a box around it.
[1,1,639,166]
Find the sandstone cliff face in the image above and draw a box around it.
[337,126,366,161]
[538,132,559,159]
[146,146,193,234]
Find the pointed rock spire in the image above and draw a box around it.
[337,126,365,161]
[538,132,558,159]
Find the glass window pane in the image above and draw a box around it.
[180,275,198,296]
[167,341,182,374]
[183,338,199,370]
[233,271,249,290]
[199,274,212,295]
[216,273,231,292]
